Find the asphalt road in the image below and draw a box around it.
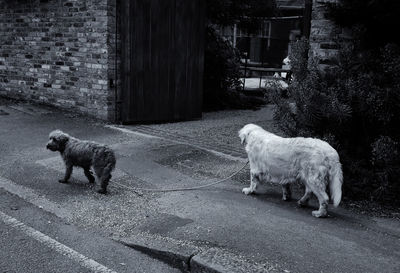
[0,189,180,273]
[1,99,400,273]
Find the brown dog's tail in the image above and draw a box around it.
[328,161,343,207]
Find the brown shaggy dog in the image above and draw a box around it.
[46,130,116,194]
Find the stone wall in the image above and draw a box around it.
[0,0,117,120]
[308,0,352,69]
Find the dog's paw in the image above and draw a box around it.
[58,179,69,184]
[97,188,107,194]
[312,210,327,218]
[297,200,307,207]
[282,195,291,201]
[242,187,253,195]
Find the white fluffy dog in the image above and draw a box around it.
[239,124,343,217]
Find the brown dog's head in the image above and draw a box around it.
[46,130,70,152]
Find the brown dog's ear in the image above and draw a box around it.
[57,133,69,144]
[50,130,69,145]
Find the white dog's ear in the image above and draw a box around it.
[238,129,247,146]
[240,135,246,145]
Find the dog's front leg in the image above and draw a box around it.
[242,172,259,195]
[59,164,73,183]
[282,184,292,201]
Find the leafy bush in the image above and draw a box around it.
[287,38,309,81]
[273,42,400,203]
[370,136,400,201]
[203,26,242,110]
[203,27,266,111]
[327,0,400,49]
[203,0,276,110]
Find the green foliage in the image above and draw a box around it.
[206,0,276,30]
[273,42,400,203]
[327,0,400,49]
[203,27,266,111]
[203,0,276,110]
[371,136,400,201]
[203,26,242,110]
[287,38,309,81]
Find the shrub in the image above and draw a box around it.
[203,26,242,110]
[203,0,276,111]
[203,26,266,111]
[370,136,400,201]
[287,38,309,81]
[273,42,400,203]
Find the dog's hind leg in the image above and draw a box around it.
[242,172,260,195]
[312,192,329,218]
[282,184,291,201]
[59,164,73,183]
[84,168,95,184]
[297,186,312,207]
[308,181,329,218]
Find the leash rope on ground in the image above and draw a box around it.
[112,161,249,194]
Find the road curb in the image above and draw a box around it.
[115,234,278,273]
[115,234,200,272]
[190,248,279,273]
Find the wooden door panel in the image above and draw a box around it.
[121,0,204,123]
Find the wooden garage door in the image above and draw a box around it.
[120,0,205,123]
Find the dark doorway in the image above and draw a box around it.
[120,0,205,123]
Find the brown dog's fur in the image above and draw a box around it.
[46,130,116,194]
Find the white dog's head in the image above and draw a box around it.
[238,124,262,146]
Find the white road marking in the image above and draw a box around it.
[0,176,72,219]
[105,125,161,139]
[0,210,117,273]
[105,125,247,163]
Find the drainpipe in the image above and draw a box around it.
[303,0,312,38]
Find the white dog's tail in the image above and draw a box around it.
[328,161,343,207]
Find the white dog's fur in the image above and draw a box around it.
[239,124,343,217]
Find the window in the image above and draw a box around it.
[259,21,271,38]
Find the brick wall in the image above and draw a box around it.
[0,0,118,120]
[308,0,352,70]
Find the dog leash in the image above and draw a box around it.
[112,161,249,194]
